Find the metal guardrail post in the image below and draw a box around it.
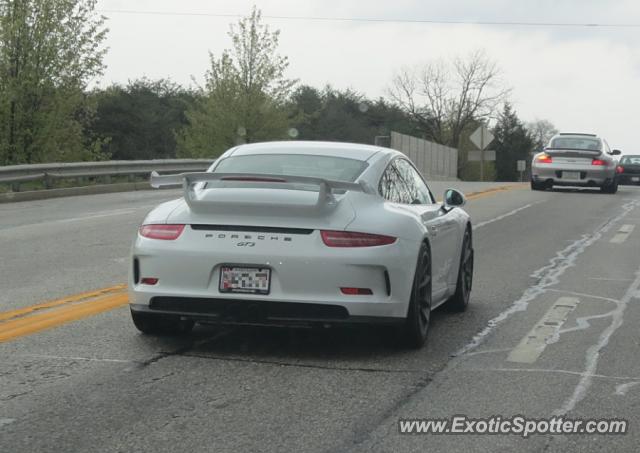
[44,174,53,190]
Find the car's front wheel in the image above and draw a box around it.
[131,309,195,335]
[445,227,473,312]
[400,243,432,349]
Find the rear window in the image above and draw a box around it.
[620,155,640,165]
[213,154,368,182]
[549,136,601,151]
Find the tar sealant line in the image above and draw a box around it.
[455,199,639,357]
[554,267,640,416]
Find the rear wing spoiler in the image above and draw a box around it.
[150,171,374,209]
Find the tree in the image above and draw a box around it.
[177,7,296,158]
[289,85,421,144]
[0,0,108,165]
[525,119,558,153]
[493,103,534,181]
[89,79,195,160]
[388,50,510,151]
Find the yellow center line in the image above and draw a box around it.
[436,183,525,202]
[0,289,128,343]
[0,284,126,323]
[465,184,526,201]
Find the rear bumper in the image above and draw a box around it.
[129,231,420,320]
[130,299,405,327]
[618,174,640,185]
[532,164,615,186]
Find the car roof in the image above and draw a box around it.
[553,133,601,140]
[227,141,392,161]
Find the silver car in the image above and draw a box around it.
[531,133,621,193]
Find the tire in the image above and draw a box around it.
[131,309,195,335]
[531,180,546,191]
[444,227,474,312]
[600,180,618,194]
[400,243,432,349]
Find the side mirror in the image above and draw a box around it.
[443,189,466,209]
[612,149,622,156]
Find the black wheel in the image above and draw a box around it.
[131,309,194,335]
[531,180,546,191]
[400,243,432,349]
[445,227,474,312]
[600,180,618,194]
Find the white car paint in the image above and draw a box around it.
[129,141,472,331]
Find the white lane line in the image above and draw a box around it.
[615,382,640,396]
[18,354,135,364]
[610,224,635,243]
[0,208,140,233]
[554,267,640,416]
[50,208,137,224]
[466,367,640,381]
[546,288,619,304]
[456,198,639,357]
[0,418,15,428]
[588,277,634,282]
[473,202,542,230]
[507,297,579,364]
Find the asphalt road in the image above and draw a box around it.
[1,182,639,452]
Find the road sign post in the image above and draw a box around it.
[517,160,526,182]
[470,125,495,182]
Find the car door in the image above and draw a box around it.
[381,158,458,299]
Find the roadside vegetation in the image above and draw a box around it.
[0,2,557,181]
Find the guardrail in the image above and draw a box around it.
[0,159,214,192]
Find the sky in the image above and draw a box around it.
[96,0,640,152]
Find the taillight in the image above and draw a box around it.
[591,159,606,166]
[536,154,552,164]
[139,224,185,240]
[321,230,396,247]
[616,165,624,174]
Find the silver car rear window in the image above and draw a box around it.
[213,154,368,182]
[620,155,640,165]
[550,137,601,151]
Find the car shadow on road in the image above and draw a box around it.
[149,308,463,366]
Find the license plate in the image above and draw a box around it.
[563,171,581,180]
[632,177,640,182]
[219,266,271,294]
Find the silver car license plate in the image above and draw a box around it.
[219,266,271,294]
[632,177,639,182]
[563,171,580,180]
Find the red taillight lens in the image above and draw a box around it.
[321,230,396,247]
[340,287,373,295]
[591,159,606,166]
[536,154,552,164]
[616,165,624,174]
[140,277,159,285]
[139,224,185,240]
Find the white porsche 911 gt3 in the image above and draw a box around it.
[129,141,473,348]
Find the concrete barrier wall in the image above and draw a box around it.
[390,131,459,181]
